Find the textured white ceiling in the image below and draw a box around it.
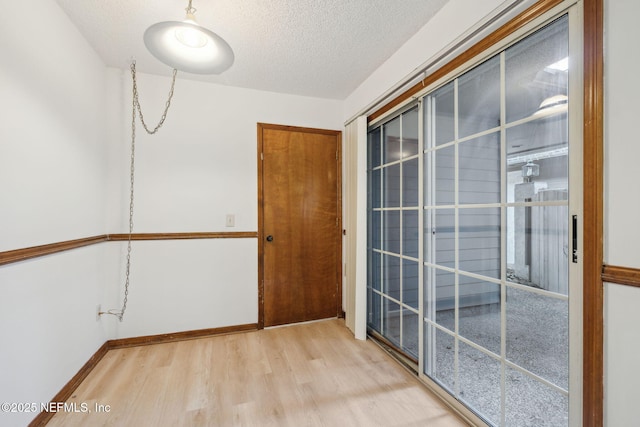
[54,0,449,100]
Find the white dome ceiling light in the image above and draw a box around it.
[143,0,234,74]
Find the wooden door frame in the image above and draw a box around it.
[582,0,603,424]
[257,123,343,329]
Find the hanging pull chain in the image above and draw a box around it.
[105,61,178,322]
[131,63,178,135]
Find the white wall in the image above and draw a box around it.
[0,247,109,426]
[0,0,108,425]
[0,3,108,250]
[603,0,640,267]
[103,69,343,338]
[106,69,343,233]
[106,239,258,338]
[603,1,640,425]
[603,283,640,426]
[0,2,344,424]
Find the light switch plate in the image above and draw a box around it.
[226,214,235,227]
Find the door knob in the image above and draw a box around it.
[266,235,274,242]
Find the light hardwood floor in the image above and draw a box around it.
[48,319,467,426]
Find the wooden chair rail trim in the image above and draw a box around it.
[0,235,108,266]
[107,232,259,241]
[0,232,259,267]
[602,265,640,288]
[28,322,258,426]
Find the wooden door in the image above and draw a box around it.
[258,123,342,328]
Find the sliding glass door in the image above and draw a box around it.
[368,106,420,359]
[367,8,581,426]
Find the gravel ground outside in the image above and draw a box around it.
[384,286,569,426]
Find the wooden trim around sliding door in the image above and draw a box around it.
[583,0,604,424]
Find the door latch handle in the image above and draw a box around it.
[266,235,274,242]
[572,215,578,263]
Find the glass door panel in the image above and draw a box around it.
[402,259,419,310]
[383,297,401,346]
[458,207,501,279]
[459,341,501,425]
[428,326,455,392]
[505,286,568,389]
[458,277,501,355]
[505,366,569,427]
[383,254,400,301]
[505,17,568,124]
[403,157,419,206]
[458,55,501,138]
[431,81,455,146]
[367,106,420,358]
[403,210,419,258]
[383,210,400,253]
[383,164,401,207]
[424,267,456,331]
[433,146,455,205]
[431,208,455,269]
[402,308,419,358]
[459,133,500,205]
[383,117,401,163]
[402,107,420,157]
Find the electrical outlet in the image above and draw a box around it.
[225,214,235,227]
[96,304,102,321]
